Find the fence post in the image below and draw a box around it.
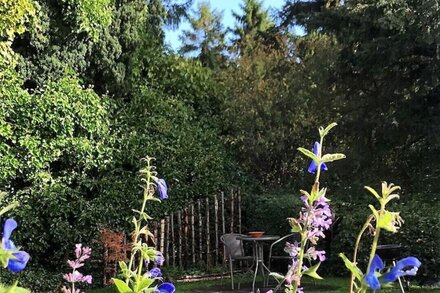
[221,192,226,264]
[166,215,170,265]
[206,197,211,268]
[171,213,175,266]
[184,208,189,264]
[198,199,203,262]
[238,188,242,234]
[214,193,219,265]
[160,218,165,254]
[177,210,182,266]
[230,189,234,233]
[191,203,196,264]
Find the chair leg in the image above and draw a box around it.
[393,260,405,293]
[230,259,234,290]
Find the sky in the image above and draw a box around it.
[164,0,286,50]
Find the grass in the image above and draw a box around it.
[87,276,440,293]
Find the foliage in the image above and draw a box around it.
[230,0,273,54]
[0,0,36,41]
[179,1,226,69]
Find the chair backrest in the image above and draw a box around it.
[220,233,246,259]
[270,233,301,254]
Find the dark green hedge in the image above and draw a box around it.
[243,190,440,283]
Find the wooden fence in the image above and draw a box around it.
[101,188,242,284]
[153,188,242,268]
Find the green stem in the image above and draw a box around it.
[361,203,385,292]
[366,204,384,273]
[349,215,373,293]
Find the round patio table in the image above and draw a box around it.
[238,235,280,292]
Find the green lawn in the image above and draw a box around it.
[87,276,440,293]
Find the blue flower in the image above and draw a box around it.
[365,255,384,290]
[157,179,168,200]
[382,257,421,283]
[365,255,422,289]
[156,282,175,293]
[147,267,162,278]
[2,219,30,272]
[307,142,328,174]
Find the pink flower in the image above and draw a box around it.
[64,271,84,283]
[82,275,93,284]
[67,260,84,269]
[75,244,82,259]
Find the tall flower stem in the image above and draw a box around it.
[126,158,153,284]
[292,137,324,292]
[349,215,373,293]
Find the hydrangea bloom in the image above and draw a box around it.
[2,218,30,272]
[307,142,328,174]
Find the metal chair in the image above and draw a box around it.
[268,233,301,273]
[220,233,254,290]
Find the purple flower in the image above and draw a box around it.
[2,218,30,272]
[306,247,326,262]
[382,257,421,283]
[284,241,300,258]
[365,255,385,290]
[307,142,328,174]
[157,179,168,200]
[156,282,175,293]
[147,267,162,278]
[155,251,165,266]
[299,196,332,244]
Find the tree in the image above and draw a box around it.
[230,0,273,54]
[178,1,226,69]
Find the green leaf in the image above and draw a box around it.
[288,218,302,233]
[377,210,402,233]
[319,122,338,137]
[368,205,379,220]
[0,201,19,216]
[134,275,154,292]
[321,153,346,163]
[339,253,363,281]
[364,186,381,200]
[303,262,323,279]
[0,248,15,268]
[297,147,319,162]
[4,281,30,293]
[113,278,133,293]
